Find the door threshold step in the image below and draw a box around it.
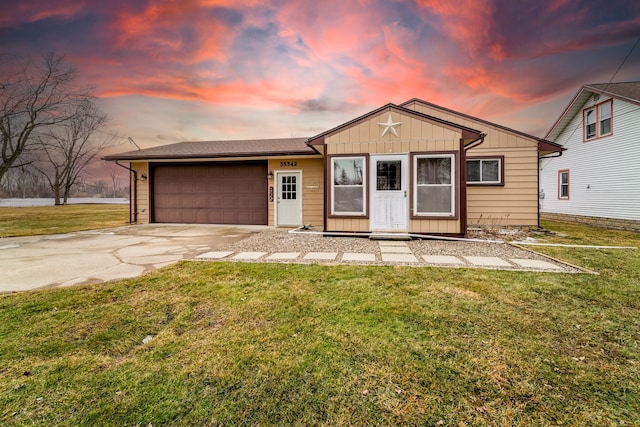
[369,233,412,241]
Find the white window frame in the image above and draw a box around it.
[413,153,456,217]
[330,156,367,216]
[466,157,502,185]
[598,100,612,137]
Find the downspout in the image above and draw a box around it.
[463,134,486,236]
[115,160,137,224]
[538,149,563,227]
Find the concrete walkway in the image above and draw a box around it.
[0,224,267,293]
[197,239,571,272]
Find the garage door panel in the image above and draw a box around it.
[152,162,268,225]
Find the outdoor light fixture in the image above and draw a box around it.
[267,171,274,179]
[139,174,147,181]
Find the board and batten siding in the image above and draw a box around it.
[324,108,463,234]
[131,162,150,224]
[404,101,540,226]
[268,158,324,227]
[540,96,640,221]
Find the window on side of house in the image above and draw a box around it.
[467,157,502,185]
[599,100,612,136]
[558,170,569,199]
[414,154,455,216]
[330,156,366,216]
[584,108,596,140]
[584,99,612,141]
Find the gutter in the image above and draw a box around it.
[115,160,137,224]
[539,151,563,159]
[463,133,486,151]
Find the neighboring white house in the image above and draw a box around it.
[539,82,640,225]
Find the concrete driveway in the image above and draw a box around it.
[0,224,267,293]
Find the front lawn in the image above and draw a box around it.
[0,221,638,425]
[0,204,129,237]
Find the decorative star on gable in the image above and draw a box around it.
[378,114,402,137]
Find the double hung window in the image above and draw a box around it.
[331,156,366,215]
[413,154,455,216]
[558,170,569,199]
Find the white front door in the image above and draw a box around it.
[276,171,302,226]
[370,155,408,231]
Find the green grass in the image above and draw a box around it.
[0,204,129,237]
[0,221,638,425]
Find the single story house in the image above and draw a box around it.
[539,81,640,228]
[104,100,562,236]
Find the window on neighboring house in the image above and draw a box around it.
[330,156,366,215]
[558,170,569,199]
[599,101,611,136]
[414,154,455,216]
[585,108,596,140]
[584,99,612,141]
[467,157,502,185]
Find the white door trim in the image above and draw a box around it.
[370,154,409,231]
[275,170,303,227]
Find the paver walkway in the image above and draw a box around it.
[196,240,570,272]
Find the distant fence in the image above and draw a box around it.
[541,212,640,233]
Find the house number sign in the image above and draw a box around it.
[280,161,297,167]
[268,186,274,202]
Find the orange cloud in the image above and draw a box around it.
[415,0,494,59]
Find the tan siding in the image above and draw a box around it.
[467,146,539,226]
[131,162,149,224]
[326,218,369,232]
[268,158,324,227]
[409,218,461,234]
[325,108,462,156]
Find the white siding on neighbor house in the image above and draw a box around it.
[540,96,640,221]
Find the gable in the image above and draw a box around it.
[546,82,640,142]
[325,107,463,147]
[308,104,483,153]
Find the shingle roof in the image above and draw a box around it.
[546,81,640,141]
[103,137,317,161]
[400,98,562,155]
[585,82,640,104]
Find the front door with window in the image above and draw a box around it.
[370,155,408,231]
[276,171,302,226]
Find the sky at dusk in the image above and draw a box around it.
[1,0,640,157]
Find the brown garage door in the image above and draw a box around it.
[152,162,268,224]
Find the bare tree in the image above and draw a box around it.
[0,51,89,182]
[109,165,122,198]
[34,99,115,205]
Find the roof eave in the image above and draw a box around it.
[102,150,319,162]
